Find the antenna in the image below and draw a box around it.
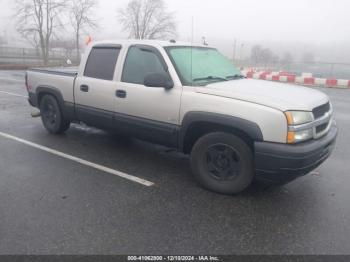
[191,16,194,86]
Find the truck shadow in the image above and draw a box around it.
[66,123,295,197]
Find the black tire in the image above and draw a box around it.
[39,95,70,134]
[190,132,254,195]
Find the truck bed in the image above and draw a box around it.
[29,67,78,77]
[27,67,78,105]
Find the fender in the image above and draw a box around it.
[179,111,264,151]
[36,86,76,120]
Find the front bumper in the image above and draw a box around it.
[254,126,338,183]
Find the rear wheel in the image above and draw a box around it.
[190,132,254,195]
[40,95,70,134]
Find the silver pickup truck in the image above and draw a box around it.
[26,39,338,194]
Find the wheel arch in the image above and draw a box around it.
[36,86,75,120]
[36,86,65,108]
[179,112,264,154]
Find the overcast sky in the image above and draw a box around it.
[1,0,350,60]
[95,0,350,43]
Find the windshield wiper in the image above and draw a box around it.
[226,74,245,80]
[193,76,228,82]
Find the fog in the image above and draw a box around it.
[1,0,350,62]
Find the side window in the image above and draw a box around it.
[84,47,120,80]
[122,46,168,85]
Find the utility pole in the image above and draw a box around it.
[239,43,245,62]
[232,38,237,63]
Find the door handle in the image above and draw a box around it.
[116,90,127,98]
[80,85,89,92]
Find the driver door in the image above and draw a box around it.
[114,45,182,146]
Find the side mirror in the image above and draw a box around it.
[144,73,174,90]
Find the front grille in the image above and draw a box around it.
[316,123,328,133]
[312,102,332,138]
[313,102,330,119]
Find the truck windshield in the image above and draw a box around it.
[165,46,243,86]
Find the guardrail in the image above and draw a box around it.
[242,69,350,89]
[236,61,350,80]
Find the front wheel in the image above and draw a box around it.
[190,132,254,195]
[40,95,70,134]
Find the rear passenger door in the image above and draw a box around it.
[75,45,120,128]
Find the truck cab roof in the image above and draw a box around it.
[89,39,211,49]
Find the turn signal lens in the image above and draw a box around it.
[287,132,295,144]
[285,112,294,125]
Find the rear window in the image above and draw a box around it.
[84,47,120,80]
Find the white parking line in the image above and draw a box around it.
[0,131,155,187]
[0,90,28,98]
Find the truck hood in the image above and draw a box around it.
[195,79,329,111]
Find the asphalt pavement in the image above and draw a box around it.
[0,70,349,254]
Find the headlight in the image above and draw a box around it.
[285,111,313,125]
[285,111,314,144]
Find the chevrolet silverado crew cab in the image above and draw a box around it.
[26,40,338,194]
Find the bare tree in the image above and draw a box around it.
[251,45,275,67]
[281,52,294,66]
[260,48,273,67]
[15,0,66,65]
[250,45,263,65]
[271,54,280,67]
[70,0,98,62]
[301,52,315,63]
[117,0,177,39]
[0,36,7,46]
